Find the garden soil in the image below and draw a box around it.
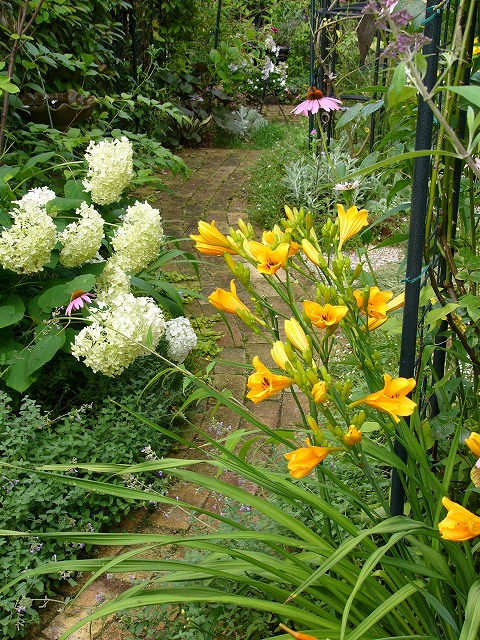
[33,108,404,640]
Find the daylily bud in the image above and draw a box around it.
[316,282,325,301]
[344,425,363,446]
[306,369,319,386]
[237,218,251,237]
[302,347,314,367]
[237,263,250,287]
[319,366,331,384]
[352,263,363,280]
[293,369,304,388]
[332,255,345,277]
[312,380,327,404]
[343,380,352,399]
[305,211,313,232]
[352,409,367,428]
[306,415,322,435]
[334,426,345,439]
[223,252,238,276]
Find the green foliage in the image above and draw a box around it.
[0,356,186,638]
[1,0,129,95]
[0,131,192,395]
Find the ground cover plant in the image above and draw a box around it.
[0,353,190,637]
[1,1,480,639]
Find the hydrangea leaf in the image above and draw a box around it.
[0,295,25,328]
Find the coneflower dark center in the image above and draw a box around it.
[307,86,323,100]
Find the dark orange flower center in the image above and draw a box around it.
[307,86,323,100]
[262,376,270,389]
[70,289,86,301]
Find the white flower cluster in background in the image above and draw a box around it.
[59,202,105,268]
[165,316,198,363]
[0,188,57,274]
[83,136,133,205]
[111,200,164,273]
[265,34,279,56]
[71,293,166,376]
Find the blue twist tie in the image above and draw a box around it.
[402,263,431,284]
[421,0,449,24]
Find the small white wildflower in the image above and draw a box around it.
[0,207,56,274]
[110,200,164,274]
[59,202,104,268]
[165,317,197,363]
[262,56,275,79]
[265,34,279,55]
[82,136,133,205]
[71,292,166,376]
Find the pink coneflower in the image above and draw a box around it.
[66,290,94,316]
[292,86,342,116]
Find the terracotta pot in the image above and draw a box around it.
[19,89,96,130]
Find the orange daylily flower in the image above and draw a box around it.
[337,204,369,251]
[284,318,309,352]
[366,292,405,330]
[278,624,318,640]
[190,220,236,256]
[304,300,348,329]
[438,496,480,541]
[208,280,250,315]
[351,374,416,424]
[246,356,294,404]
[343,425,363,446]
[354,286,395,319]
[262,227,300,257]
[284,439,337,478]
[465,432,480,457]
[245,240,290,274]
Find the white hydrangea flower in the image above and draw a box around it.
[13,187,56,215]
[71,292,166,376]
[95,260,131,304]
[110,200,164,274]
[0,206,56,274]
[165,317,198,363]
[59,202,105,268]
[82,136,133,205]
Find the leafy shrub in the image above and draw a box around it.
[0,354,187,638]
[230,106,267,140]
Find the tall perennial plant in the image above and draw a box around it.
[4,201,480,640]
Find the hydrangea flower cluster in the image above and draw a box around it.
[165,317,198,363]
[59,202,105,268]
[13,186,56,213]
[110,200,164,273]
[71,293,166,376]
[95,262,131,304]
[0,189,57,274]
[82,136,133,205]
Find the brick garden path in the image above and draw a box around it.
[34,130,307,639]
